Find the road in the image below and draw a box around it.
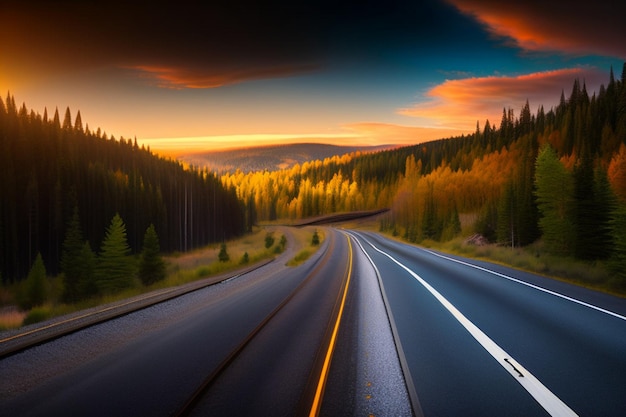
[0,228,410,416]
[1,228,625,416]
[349,231,626,417]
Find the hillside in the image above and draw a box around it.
[0,97,247,283]
[178,143,396,173]
[223,63,626,282]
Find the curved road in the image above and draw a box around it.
[1,228,349,416]
[2,228,625,416]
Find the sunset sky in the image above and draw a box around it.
[1,0,624,152]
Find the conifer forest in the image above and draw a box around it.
[1,63,626,296]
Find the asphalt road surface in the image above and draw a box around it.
[349,231,626,417]
[0,229,410,416]
[2,228,625,416]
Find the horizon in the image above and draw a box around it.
[1,1,624,153]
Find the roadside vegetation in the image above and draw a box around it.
[286,229,325,267]
[0,226,297,331]
[409,234,621,297]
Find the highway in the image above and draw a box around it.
[1,228,625,416]
[349,231,626,417]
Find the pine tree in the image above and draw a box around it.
[78,241,97,297]
[240,252,249,265]
[61,207,85,302]
[62,107,72,130]
[609,205,626,285]
[218,243,230,262]
[138,224,166,285]
[534,144,575,256]
[311,230,320,246]
[74,110,83,133]
[497,181,517,247]
[96,213,135,293]
[21,253,47,309]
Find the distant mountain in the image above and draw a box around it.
[177,143,397,173]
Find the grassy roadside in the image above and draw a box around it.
[0,226,299,331]
[421,237,625,297]
[340,216,625,297]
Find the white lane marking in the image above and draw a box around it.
[421,249,626,322]
[356,234,578,417]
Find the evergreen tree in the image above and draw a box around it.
[311,230,320,246]
[609,205,626,285]
[497,181,517,247]
[591,168,616,259]
[138,224,166,286]
[96,213,135,293]
[21,253,47,309]
[61,207,85,302]
[240,252,249,265]
[218,243,230,262]
[62,107,72,130]
[74,110,83,133]
[78,241,97,297]
[534,144,575,255]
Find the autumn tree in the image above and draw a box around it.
[608,143,626,202]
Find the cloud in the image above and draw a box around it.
[399,67,607,130]
[446,0,626,57]
[129,64,319,89]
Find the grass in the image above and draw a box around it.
[344,217,624,297]
[285,227,325,267]
[0,307,26,331]
[0,226,300,331]
[414,236,625,297]
[286,250,312,267]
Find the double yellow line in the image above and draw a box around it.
[309,234,353,417]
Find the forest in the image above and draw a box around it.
[0,95,247,287]
[2,63,625,297]
[223,63,626,280]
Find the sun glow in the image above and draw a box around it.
[139,132,363,155]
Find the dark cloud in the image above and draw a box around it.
[447,0,626,58]
[0,0,478,86]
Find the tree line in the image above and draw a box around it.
[0,95,247,284]
[224,63,626,280]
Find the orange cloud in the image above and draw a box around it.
[399,68,605,131]
[129,64,318,89]
[446,0,626,58]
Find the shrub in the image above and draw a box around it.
[240,252,250,264]
[23,306,50,326]
[312,230,320,246]
[218,243,230,262]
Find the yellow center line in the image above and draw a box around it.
[309,234,353,417]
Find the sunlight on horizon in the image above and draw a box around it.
[139,132,365,154]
